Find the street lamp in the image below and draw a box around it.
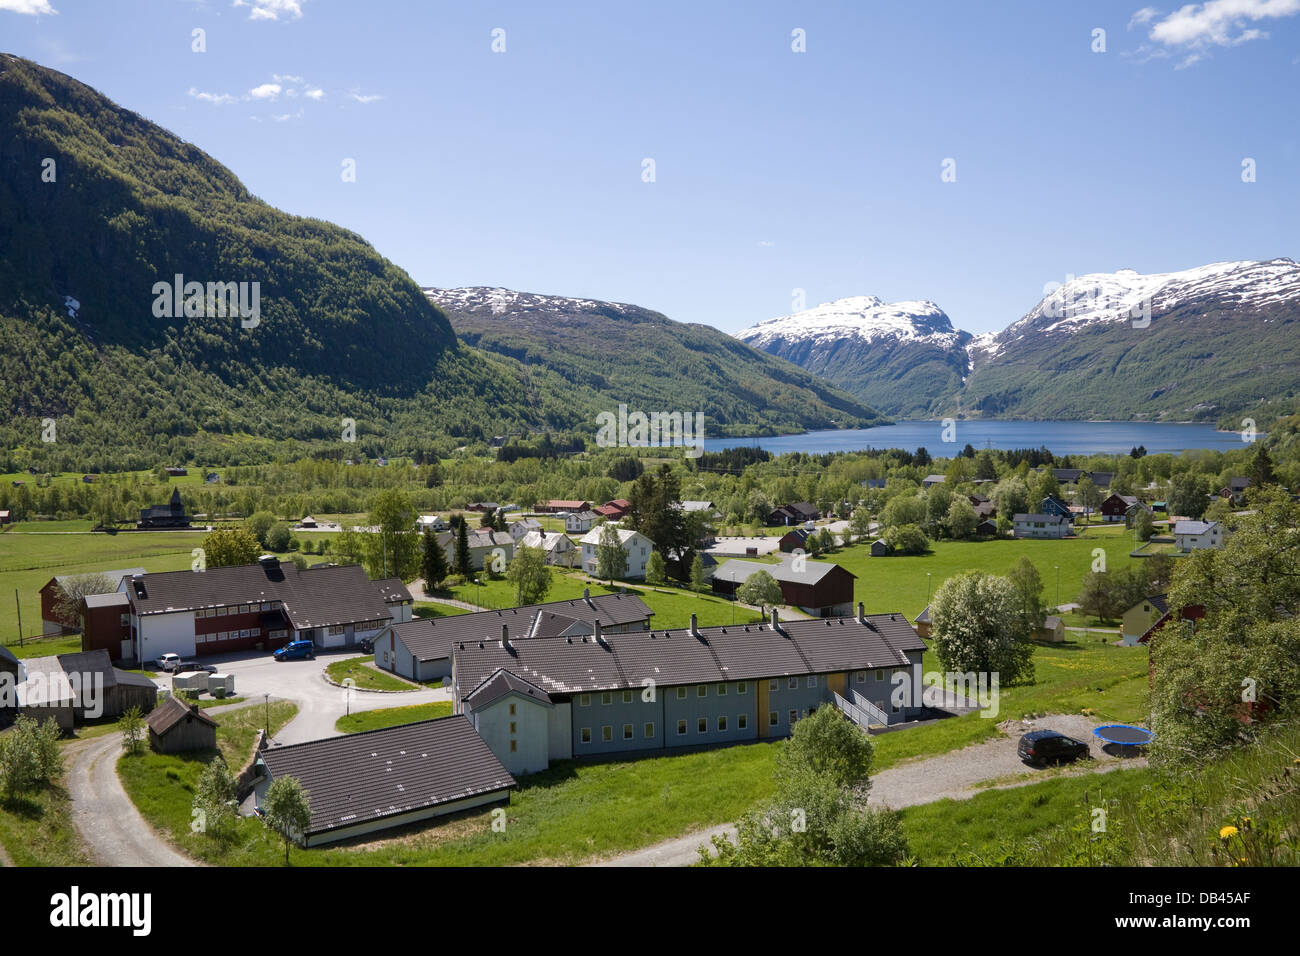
[1054,565,1060,607]
[264,692,270,737]
[926,571,932,603]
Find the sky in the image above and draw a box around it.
[3,0,1298,335]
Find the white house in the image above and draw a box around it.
[579,526,654,580]
[1012,513,1071,539]
[1174,520,1223,552]
[519,530,578,567]
[508,518,543,542]
[566,510,598,533]
[416,514,447,532]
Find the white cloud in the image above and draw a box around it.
[304,88,325,100]
[188,87,236,105]
[248,82,282,100]
[1142,0,1300,56]
[757,240,775,247]
[0,0,56,13]
[1128,6,1161,29]
[272,73,303,84]
[348,90,383,104]
[233,0,305,20]
[271,109,303,122]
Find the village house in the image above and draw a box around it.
[767,502,819,527]
[1100,493,1149,523]
[870,538,893,557]
[146,696,218,753]
[136,487,192,530]
[434,528,517,571]
[254,716,516,847]
[579,526,654,579]
[1033,615,1065,643]
[1039,495,1072,518]
[593,499,631,521]
[778,528,811,553]
[1121,594,1168,646]
[40,567,144,636]
[16,649,157,729]
[416,514,447,532]
[518,530,578,567]
[1013,513,1072,539]
[80,557,401,664]
[913,605,930,638]
[565,509,598,533]
[1173,520,1224,552]
[536,499,589,515]
[452,605,927,775]
[921,475,946,489]
[375,590,653,682]
[0,646,20,727]
[508,517,543,541]
[1218,477,1252,505]
[711,556,856,617]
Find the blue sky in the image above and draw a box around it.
[4,0,1298,335]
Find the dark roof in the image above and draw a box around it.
[1014,512,1070,524]
[126,561,391,630]
[374,578,412,604]
[146,696,218,735]
[454,613,926,700]
[464,668,554,708]
[780,528,811,542]
[259,717,516,838]
[713,556,853,588]
[1145,593,1169,614]
[389,591,653,662]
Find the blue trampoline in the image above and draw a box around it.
[1093,724,1153,747]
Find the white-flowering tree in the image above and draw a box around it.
[929,570,1035,684]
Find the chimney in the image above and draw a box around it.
[689,613,700,638]
[857,601,866,623]
[770,607,784,635]
[583,587,590,599]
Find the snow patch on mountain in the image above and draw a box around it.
[424,286,637,318]
[736,296,962,349]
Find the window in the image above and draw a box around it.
[382,651,389,663]
[510,740,517,752]
[737,682,747,694]
[875,669,884,681]
[698,717,707,733]
[717,716,727,732]
[738,713,748,730]
[509,722,517,733]
[697,685,707,698]
[250,627,260,637]
[579,694,590,707]
[856,671,866,683]
[716,683,727,696]
[677,720,687,736]
[623,724,633,740]
[581,727,592,743]
[623,690,633,704]
[601,692,612,706]
[240,605,251,614]
[262,602,272,611]
[217,607,228,617]
[806,676,816,688]
[328,626,345,636]
[769,711,779,727]
[644,722,655,738]
[789,709,798,725]
[788,677,798,690]
[509,703,516,716]
[239,629,250,639]
[602,726,613,742]
[769,679,779,692]
[676,686,687,700]
[891,700,901,714]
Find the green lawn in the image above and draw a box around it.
[446,571,591,609]
[335,701,453,734]
[0,775,94,866]
[412,602,470,619]
[325,657,417,692]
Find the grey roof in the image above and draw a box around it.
[454,613,926,700]
[389,592,653,663]
[15,656,76,707]
[1145,594,1170,614]
[50,567,144,590]
[713,556,852,588]
[84,591,130,608]
[914,605,930,623]
[146,696,218,735]
[258,716,516,839]
[374,578,413,604]
[679,501,716,512]
[1174,520,1219,535]
[1014,513,1070,523]
[126,561,391,630]
[923,474,946,484]
[464,668,554,709]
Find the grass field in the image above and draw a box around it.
[412,602,470,619]
[0,770,94,866]
[335,701,453,734]
[325,656,418,692]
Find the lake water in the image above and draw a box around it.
[701,420,1253,456]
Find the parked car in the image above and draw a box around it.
[357,637,375,653]
[156,654,217,674]
[1018,729,1090,766]
[155,653,183,672]
[274,639,315,661]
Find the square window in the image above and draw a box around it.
[623,690,633,704]
[769,711,778,727]
[601,692,612,706]
[676,686,687,700]
[677,720,687,736]
[509,702,516,715]
[623,724,633,740]
[738,713,748,730]
[789,709,798,725]
[769,679,779,692]
[717,716,727,732]
[807,676,816,688]
[581,727,591,743]
[697,717,707,733]
[856,671,865,683]
[697,685,707,698]
[602,726,613,742]
[788,677,798,690]
[644,722,655,738]
[716,683,727,696]
[217,607,228,617]
[579,694,590,707]
[875,669,884,681]
[737,682,747,694]
[891,701,901,714]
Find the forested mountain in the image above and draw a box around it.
[425,287,888,436]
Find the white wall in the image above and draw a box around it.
[138,610,196,660]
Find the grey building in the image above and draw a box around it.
[452,604,926,774]
[1012,513,1072,539]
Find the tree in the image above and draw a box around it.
[1166,472,1208,519]
[51,572,113,625]
[265,522,292,552]
[645,551,667,586]
[1132,506,1155,541]
[929,570,1034,684]
[368,488,418,580]
[881,494,926,530]
[883,523,928,555]
[263,775,312,865]
[607,456,644,482]
[747,489,772,525]
[1077,570,1123,623]
[849,508,872,545]
[775,703,875,789]
[0,715,63,798]
[1006,557,1047,634]
[194,756,238,839]
[454,521,472,577]
[625,464,690,578]
[1246,442,1276,488]
[736,569,782,613]
[689,553,707,591]
[506,544,551,605]
[118,705,145,756]
[975,451,997,481]
[1077,475,1102,518]
[595,524,628,582]
[914,447,931,467]
[991,476,1030,520]
[943,498,978,540]
[245,510,276,548]
[924,483,954,536]
[202,527,261,568]
[420,526,448,590]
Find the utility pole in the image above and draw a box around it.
[15,589,22,647]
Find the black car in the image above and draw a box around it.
[357,637,375,653]
[1018,730,1090,766]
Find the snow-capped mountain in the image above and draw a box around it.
[964,258,1300,420]
[735,296,973,417]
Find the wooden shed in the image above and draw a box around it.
[146,696,218,754]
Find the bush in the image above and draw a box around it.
[0,715,64,797]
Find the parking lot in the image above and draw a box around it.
[151,648,452,745]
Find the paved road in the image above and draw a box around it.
[592,713,1145,867]
[65,734,197,867]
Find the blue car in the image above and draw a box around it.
[274,639,315,661]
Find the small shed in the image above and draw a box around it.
[146,696,218,754]
[869,539,892,557]
[1034,616,1066,643]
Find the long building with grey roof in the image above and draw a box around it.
[452,604,926,775]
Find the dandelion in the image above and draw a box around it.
[1219,825,1239,840]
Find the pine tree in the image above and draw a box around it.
[454,521,472,576]
[421,526,449,590]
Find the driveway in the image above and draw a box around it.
[592,713,1144,867]
[65,734,197,867]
